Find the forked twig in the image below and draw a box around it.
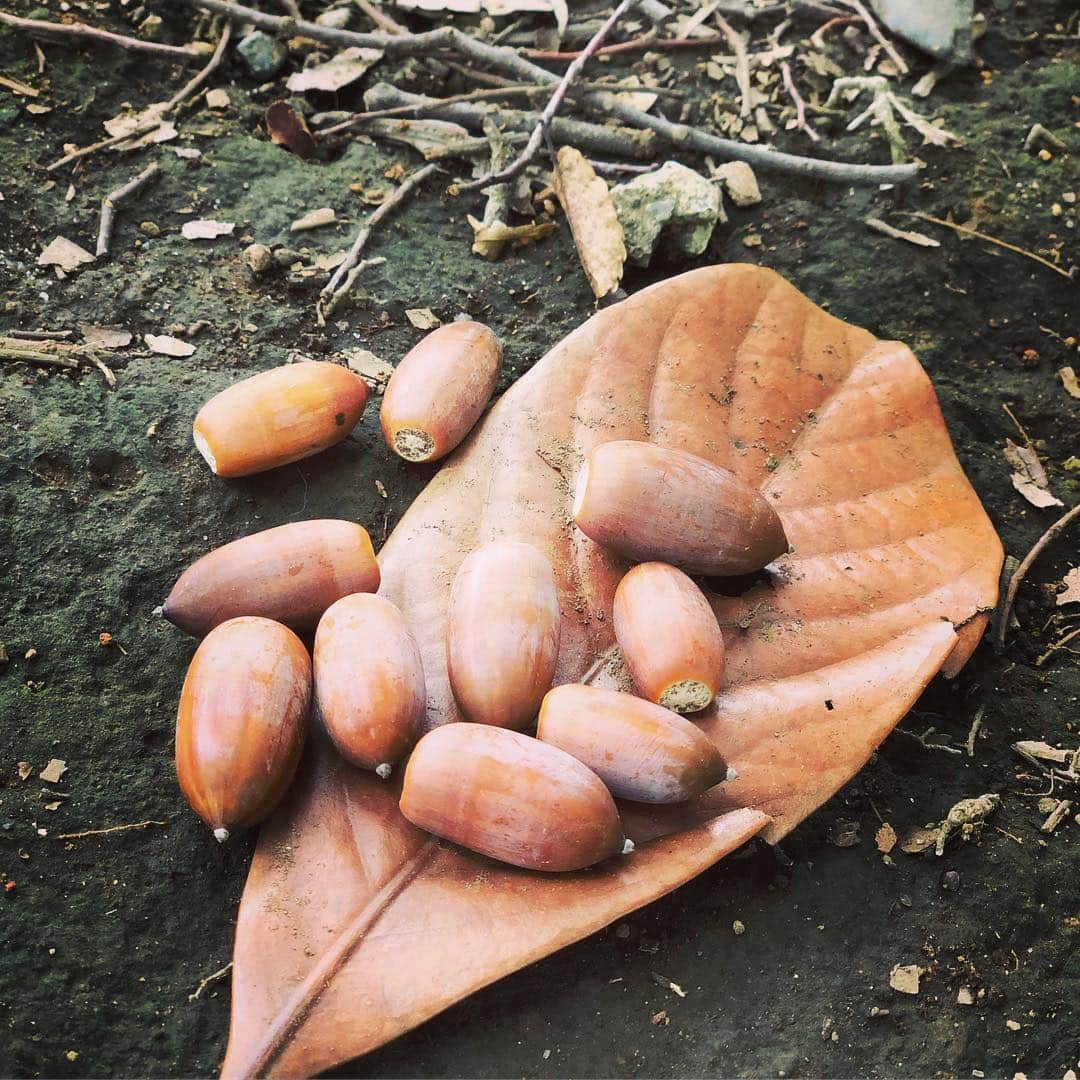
[96,162,160,256]
[781,60,818,142]
[460,0,640,193]
[994,503,1080,648]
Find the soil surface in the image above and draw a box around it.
[0,1,1077,1078]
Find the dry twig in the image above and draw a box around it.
[56,819,168,840]
[965,707,984,758]
[461,0,640,193]
[0,11,202,62]
[906,212,1075,281]
[96,162,160,256]
[189,962,234,1002]
[1,340,79,369]
[319,163,440,325]
[46,22,231,172]
[178,0,919,185]
[712,12,752,118]
[994,503,1080,649]
[781,60,818,142]
[840,0,908,74]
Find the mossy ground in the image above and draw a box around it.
[0,1,1076,1076]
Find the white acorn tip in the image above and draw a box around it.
[152,604,164,618]
[621,838,636,856]
[213,827,229,844]
[375,762,393,780]
[725,766,739,782]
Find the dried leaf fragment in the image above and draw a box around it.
[1057,567,1080,607]
[342,349,393,390]
[899,825,940,854]
[1004,438,1063,508]
[265,101,316,159]
[552,146,625,300]
[181,220,235,241]
[79,325,132,349]
[17,762,32,781]
[37,237,95,272]
[1059,366,1080,400]
[286,48,383,93]
[144,334,196,358]
[405,308,441,331]
[39,759,66,784]
[205,88,230,110]
[875,823,898,853]
[291,208,336,232]
[889,964,923,995]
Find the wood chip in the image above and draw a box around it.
[405,308,441,330]
[205,88,230,110]
[888,964,922,995]
[1059,366,1080,400]
[181,219,235,240]
[144,334,196,357]
[291,207,337,232]
[39,758,67,784]
[865,216,940,248]
[552,146,625,300]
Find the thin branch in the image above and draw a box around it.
[0,11,202,62]
[965,707,984,757]
[526,32,730,61]
[188,961,233,1002]
[56,819,168,840]
[994,503,1080,649]
[781,60,818,142]
[177,0,919,185]
[45,23,231,172]
[318,163,439,324]
[354,0,408,34]
[711,12,752,119]
[840,0,909,74]
[460,0,641,193]
[1,341,79,369]
[96,162,160,256]
[905,212,1075,281]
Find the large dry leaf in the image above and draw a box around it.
[222,265,1002,1078]
[553,145,626,300]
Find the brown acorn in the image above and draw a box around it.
[399,723,630,872]
[193,361,368,478]
[536,684,727,804]
[613,562,725,713]
[380,321,502,463]
[572,440,788,576]
[314,593,425,777]
[446,540,561,729]
[175,617,311,841]
[162,519,380,637]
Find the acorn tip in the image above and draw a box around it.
[213,827,229,843]
[375,762,393,780]
[621,838,635,856]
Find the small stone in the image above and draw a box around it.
[940,869,961,892]
[1005,1018,1021,1031]
[957,986,975,1005]
[732,919,746,936]
[139,221,161,237]
[242,243,273,274]
[713,161,761,207]
[236,31,288,81]
[315,6,352,27]
[273,247,302,267]
[610,161,725,267]
[205,88,230,111]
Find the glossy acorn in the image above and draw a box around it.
[572,440,788,576]
[175,616,311,841]
[380,321,502,463]
[314,594,425,777]
[446,540,560,729]
[537,684,727,804]
[399,723,631,871]
[162,519,380,637]
[613,562,726,713]
[193,361,368,478]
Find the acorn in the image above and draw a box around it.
[399,724,631,871]
[446,540,560,729]
[613,562,725,713]
[314,593,425,777]
[380,321,502,463]
[193,361,368,478]
[537,684,727,804]
[175,617,311,841]
[572,440,788,576]
[163,519,380,637]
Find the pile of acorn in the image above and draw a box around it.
[167,321,788,873]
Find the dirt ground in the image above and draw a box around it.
[0,1,1077,1077]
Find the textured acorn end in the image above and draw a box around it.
[162,519,379,637]
[381,321,502,464]
[446,540,561,729]
[192,361,368,478]
[572,440,788,576]
[612,562,725,714]
[399,724,625,872]
[314,593,426,772]
[175,617,311,835]
[536,684,727,804]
